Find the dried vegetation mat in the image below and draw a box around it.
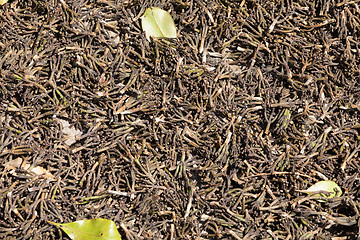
[1,0,360,239]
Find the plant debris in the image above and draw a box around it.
[1,0,360,239]
[59,119,83,146]
[4,157,54,180]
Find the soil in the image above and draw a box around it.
[1,0,360,239]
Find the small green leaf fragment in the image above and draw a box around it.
[282,108,291,128]
[141,7,177,41]
[304,180,342,200]
[49,218,122,240]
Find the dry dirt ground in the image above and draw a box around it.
[1,0,360,239]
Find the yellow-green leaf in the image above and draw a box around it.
[304,180,342,200]
[0,0,8,5]
[49,218,122,240]
[141,7,177,42]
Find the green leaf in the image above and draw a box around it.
[304,180,342,200]
[141,7,177,41]
[49,218,122,240]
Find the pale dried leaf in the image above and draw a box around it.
[4,158,54,180]
[59,119,82,146]
[3,157,24,171]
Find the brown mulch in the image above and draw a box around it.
[1,0,360,239]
